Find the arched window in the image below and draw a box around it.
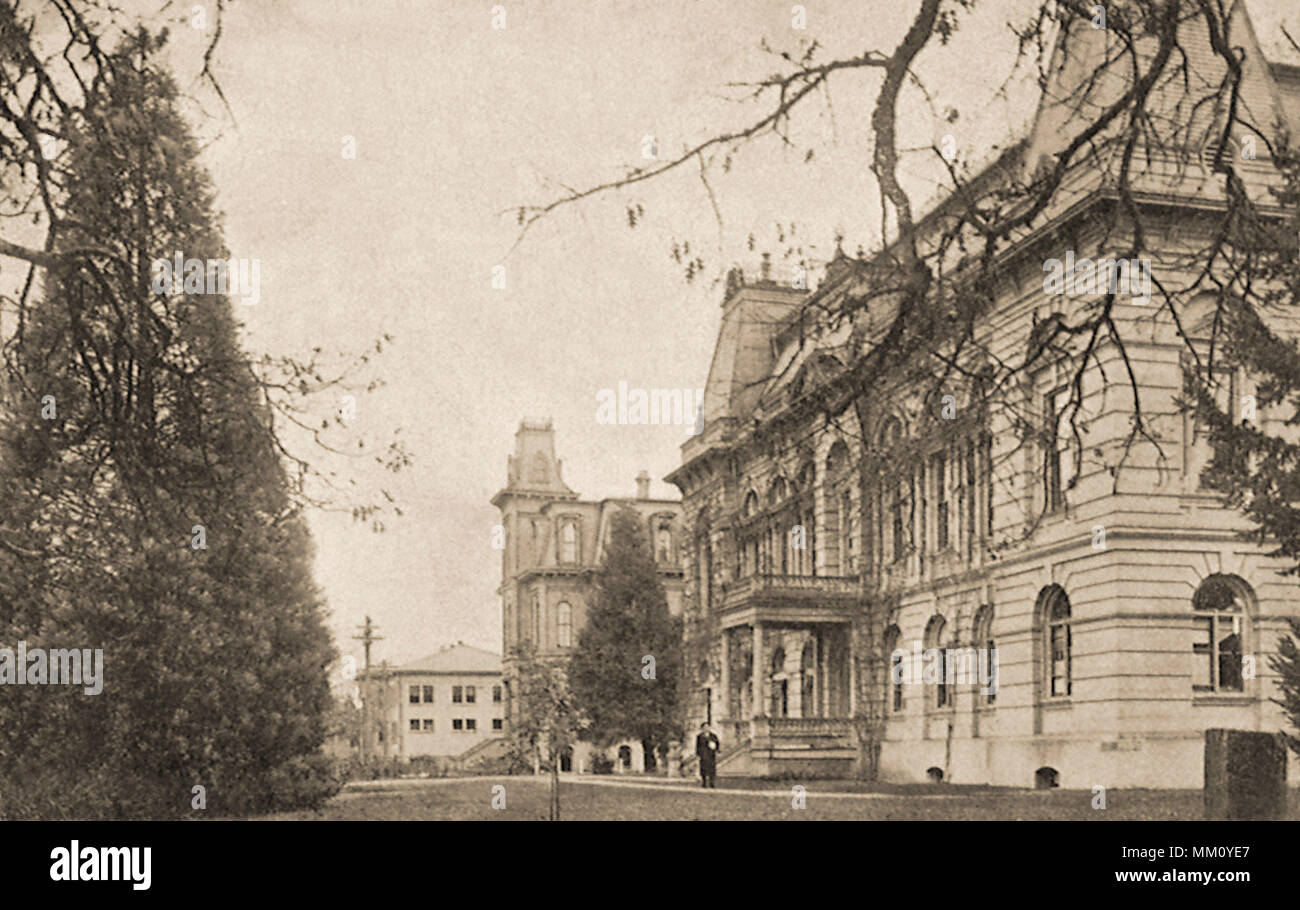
[825,441,851,573]
[797,462,815,491]
[769,476,788,505]
[973,604,996,705]
[883,625,903,712]
[925,615,950,708]
[793,463,816,577]
[559,520,579,564]
[557,602,572,648]
[742,490,759,517]
[839,488,853,574]
[878,419,908,564]
[1038,586,1072,698]
[655,523,673,564]
[769,646,788,717]
[826,441,849,477]
[770,646,786,676]
[800,640,817,718]
[1193,574,1250,692]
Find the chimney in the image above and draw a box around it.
[635,470,651,500]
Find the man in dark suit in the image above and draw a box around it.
[695,722,720,788]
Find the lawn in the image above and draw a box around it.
[255,776,1300,821]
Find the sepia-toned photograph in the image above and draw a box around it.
[1,0,1299,891]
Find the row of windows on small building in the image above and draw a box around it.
[408,718,503,733]
[884,574,1251,712]
[407,684,503,704]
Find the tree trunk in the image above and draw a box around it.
[549,754,560,821]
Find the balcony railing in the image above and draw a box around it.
[720,572,861,610]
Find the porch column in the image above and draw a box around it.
[752,623,766,717]
[818,630,828,717]
[719,629,730,724]
[847,625,857,716]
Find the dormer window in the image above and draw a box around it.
[559,518,580,564]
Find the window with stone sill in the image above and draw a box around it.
[1040,586,1072,698]
[1192,574,1249,694]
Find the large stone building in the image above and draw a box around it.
[493,419,684,771]
[666,4,1300,788]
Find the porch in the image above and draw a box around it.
[698,613,862,778]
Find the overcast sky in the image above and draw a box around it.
[138,0,1298,673]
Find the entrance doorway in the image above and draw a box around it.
[772,679,788,717]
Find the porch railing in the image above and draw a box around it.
[722,716,855,741]
[766,716,854,737]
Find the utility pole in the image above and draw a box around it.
[353,617,384,758]
[353,615,383,674]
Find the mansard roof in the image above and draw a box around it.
[672,0,1298,486]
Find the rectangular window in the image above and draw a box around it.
[1046,385,1072,512]
[492,718,503,730]
[466,719,477,732]
[937,650,950,708]
[985,637,997,705]
[422,685,434,703]
[1205,367,1238,487]
[409,719,420,732]
[839,490,853,573]
[452,686,463,703]
[917,461,927,560]
[422,719,434,732]
[1192,619,1214,689]
[1050,624,1071,696]
[965,440,977,561]
[560,520,579,564]
[1193,609,1244,692]
[1216,618,1237,691]
[891,481,906,563]
[932,453,948,550]
[452,719,463,731]
[981,432,994,539]
[466,685,476,704]
[493,685,502,703]
[409,685,420,704]
[891,653,903,712]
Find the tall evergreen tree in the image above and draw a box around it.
[568,508,683,768]
[0,32,337,818]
